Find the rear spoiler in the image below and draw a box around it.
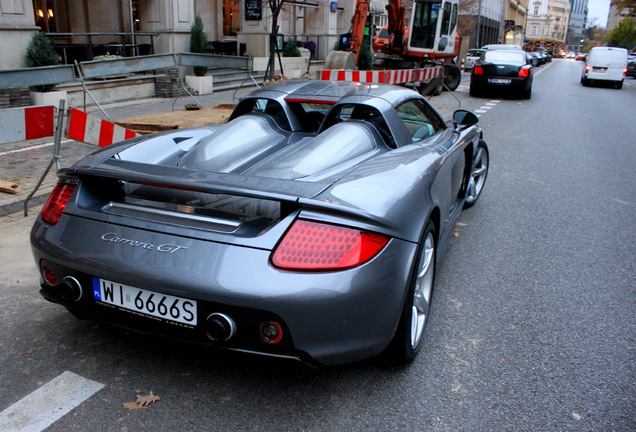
[63,158,331,203]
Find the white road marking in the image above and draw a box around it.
[475,110,488,113]
[0,371,105,432]
[479,106,492,109]
[0,140,74,157]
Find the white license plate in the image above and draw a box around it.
[592,67,607,72]
[93,278,197,326]
[489,78,511,84]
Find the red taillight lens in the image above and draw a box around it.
[272,220,389,271]
[585,65,591,72]
[40,183,76,225]
[473,66,483,75]
[518,67,530,78]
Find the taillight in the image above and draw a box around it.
[585,65,591,72]
[518,67,530,78]
[624,68,628,73]
[272,220,389,271]
[40,182,76,225]
[473,66,483,75]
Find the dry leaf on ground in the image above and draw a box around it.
[123,391,161,410]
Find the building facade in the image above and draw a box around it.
[565,0,587,51]
[525,0,569,52]
[606,3,636,32]
[503,0,529,46]
[2,0,380,70]
[459,0,508,49]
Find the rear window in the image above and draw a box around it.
[484,50,527,66]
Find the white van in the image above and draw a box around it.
[581,46,628,89]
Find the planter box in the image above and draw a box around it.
[185,75,214,95]
[30,90,68,107]
[252,56,310,78]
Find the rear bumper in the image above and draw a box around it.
[470,75,531,92]
[31,214,417,366]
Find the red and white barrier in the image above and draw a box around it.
[318,66,443,84]
[0,106,55,145]
[67,108,138,147]
[461,59,465,72]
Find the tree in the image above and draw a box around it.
[25,32,60,92]
[190,15,208,76]
[606,18,636,49]
[267,0,286,80]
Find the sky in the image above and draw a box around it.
[587,0,611,28]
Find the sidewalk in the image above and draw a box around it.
[0,87,254,217]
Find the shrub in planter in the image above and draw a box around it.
[283,40,301,57]
[190,15,208,76]
[25,32,60,92]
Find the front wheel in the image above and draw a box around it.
[464,142,489,208]
[384,220,436,365]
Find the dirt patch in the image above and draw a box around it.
[122,104,236,129]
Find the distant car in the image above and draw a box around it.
[470,49,533,99]
[526,52,540,66]
[626,54,636,77]
[465,49,485,70]
[575,52,587,61]
[30,80,490,367]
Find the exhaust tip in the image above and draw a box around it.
[205,313,236,341]
[60,276,83,302]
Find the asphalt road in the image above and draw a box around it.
[0,59,634,432]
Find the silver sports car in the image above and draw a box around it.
[31,80,489,366]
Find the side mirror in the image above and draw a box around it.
[453,109,479,128]
[438,37,448,51]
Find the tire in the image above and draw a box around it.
[469,85,481,97]
[464,142,489,208]
[444,65,461,91]
[384,220,436,365]
[615,81,623,89]
[581,78,589,86]
[521,86,532,99]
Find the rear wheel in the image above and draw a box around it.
[615,81,623,89]
[444,65,461,91]
[521,86,532,99]
[464,142,489,208]
[469,85,481,97]
[384,220,436,365]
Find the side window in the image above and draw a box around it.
[441,2,453,35]
[396,99,446,143]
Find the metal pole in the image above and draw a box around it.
[24,99,66,216]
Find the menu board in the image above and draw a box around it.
[245,0,262,20]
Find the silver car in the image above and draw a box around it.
[31,81,489,366]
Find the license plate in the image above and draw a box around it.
[489,78,511,84]
[592,67,607,72]
[93,277,197,326]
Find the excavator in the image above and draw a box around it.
[324,0,462,94]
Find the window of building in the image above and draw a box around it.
[32,0,57,32]
[531,25,538,36]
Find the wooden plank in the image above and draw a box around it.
[0,180,18,194]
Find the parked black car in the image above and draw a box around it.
[627,54,636,78]
[470,49,533,99]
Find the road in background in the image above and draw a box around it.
[0,59,634,431]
